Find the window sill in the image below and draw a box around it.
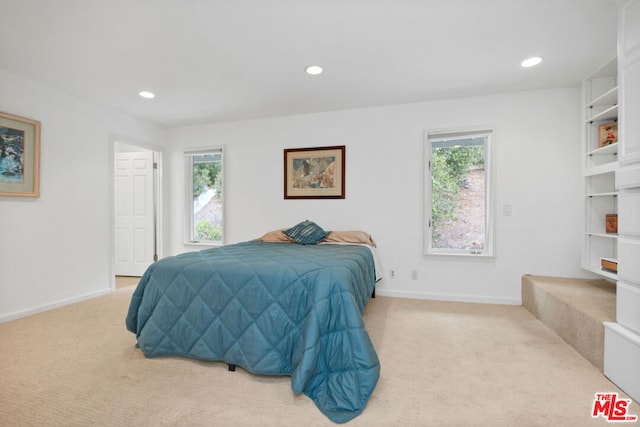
[424,251,495,259]
[184,241,224,247]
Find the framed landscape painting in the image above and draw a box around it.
[0,112,41,198]
[284,145,345,199]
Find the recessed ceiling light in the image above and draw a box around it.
[305,65,324,75]
[521,56,543,68]
[138,91,155,99]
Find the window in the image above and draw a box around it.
[185,148,224,245]
[425,129,494,256]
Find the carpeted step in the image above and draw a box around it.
[522,274,616,371]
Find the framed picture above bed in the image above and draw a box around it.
[0,112,41,198]
[284,145,345,199]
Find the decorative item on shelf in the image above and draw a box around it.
[599,122,618,147]
[601,257,618,273]
[606,214,618,234]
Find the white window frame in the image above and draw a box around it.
[184,147,224,246]
[424,128,495,257]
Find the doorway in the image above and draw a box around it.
[113,141,162,279]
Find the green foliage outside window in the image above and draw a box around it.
[195,219,222,241]
[190,152,223,243]
[193,161,221,198]
[431,145,484,240]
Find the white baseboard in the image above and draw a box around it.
[0,288,113,323]
[374,288,521,305]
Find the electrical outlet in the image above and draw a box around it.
[390,270,395,279]
[411,270,418,280]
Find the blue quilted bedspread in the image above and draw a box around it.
[125,241,379,423]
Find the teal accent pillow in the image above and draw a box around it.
[283,220,330,245]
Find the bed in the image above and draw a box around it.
[125,224,380,424]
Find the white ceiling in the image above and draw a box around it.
[0,0,618,127]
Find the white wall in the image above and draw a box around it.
[0,71,586,321]
[0,69,166,322]
[168,88,587,304]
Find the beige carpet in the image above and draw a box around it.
[1,285,638,426]
[522,275,616,371]
[115,275,141,289]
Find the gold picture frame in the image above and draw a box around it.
[284,145,345,199]
[0,112,41,198]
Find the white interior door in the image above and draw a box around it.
[114,151,155,276]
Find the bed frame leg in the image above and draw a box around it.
[372,287,376,298]
[228,363,236,372]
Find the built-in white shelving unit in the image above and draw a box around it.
[603,0,640,404]
[582,58,619,280]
